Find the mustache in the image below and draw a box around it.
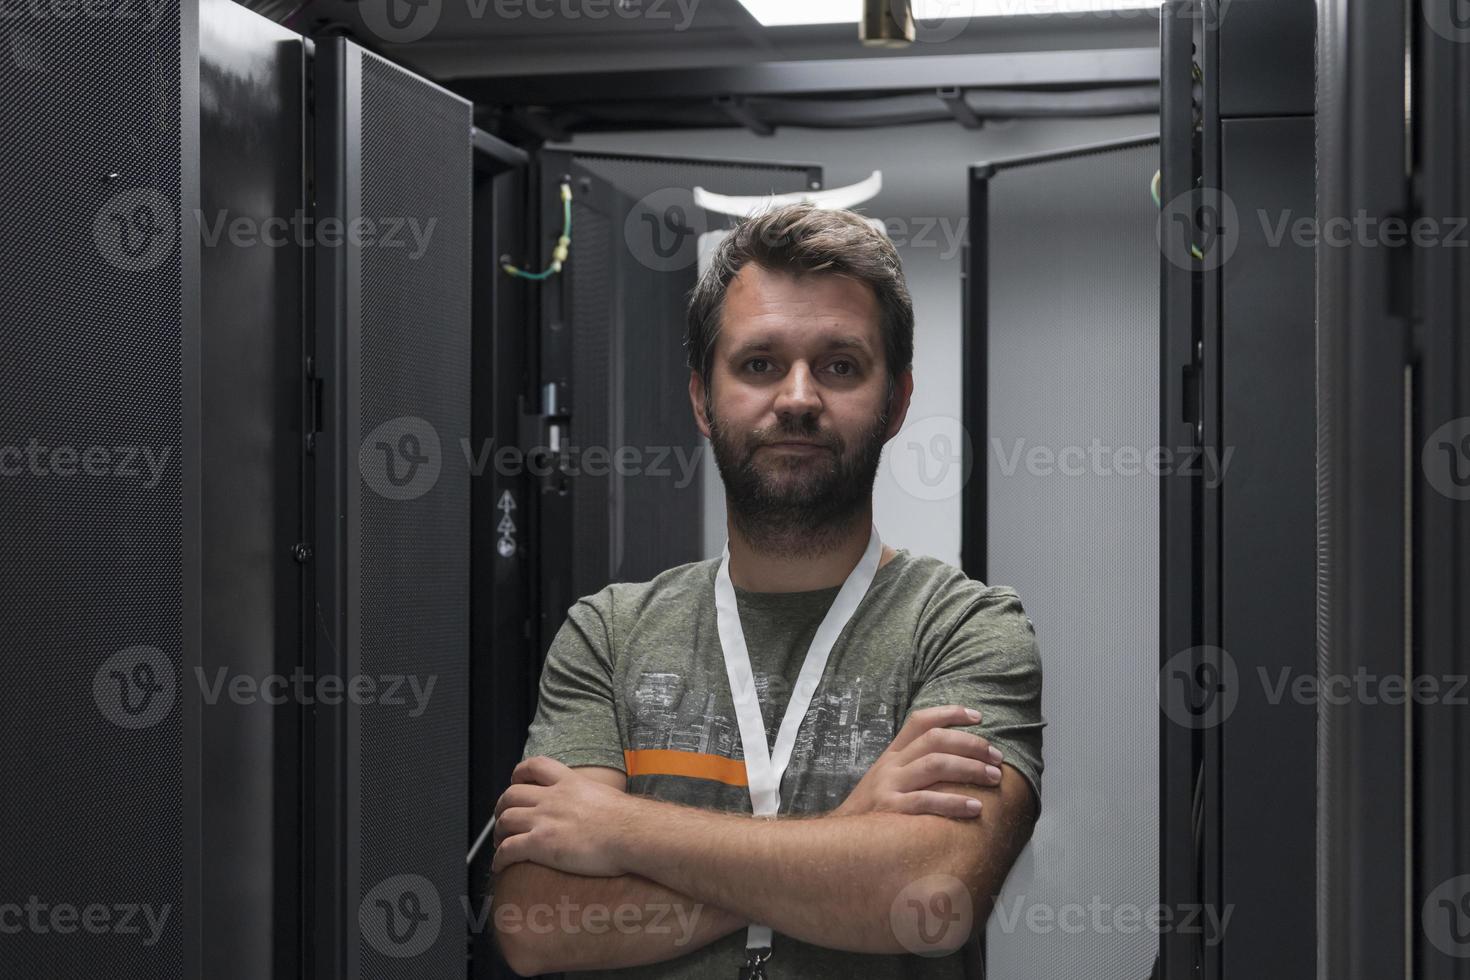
[754,428,837,448]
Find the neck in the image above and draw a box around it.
[725,508,877,593]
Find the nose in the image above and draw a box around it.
[772,360,823,425]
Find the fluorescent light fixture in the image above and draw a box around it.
[737,0,1162,28]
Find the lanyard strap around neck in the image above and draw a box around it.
[714,524,883,953]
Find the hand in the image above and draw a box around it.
[490,756,635,877]
[832,704,1004,819]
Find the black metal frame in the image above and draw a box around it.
[181,2,204,977]
[1194,10,1223,977]
[1156,6,1199,980]
[1159,5,1321,980]
[467,118,535,980]
[308,35,361,980]
[457,47,1160,107]
[198,3,309,977]
[961,172,986,582]
[1314,0,1412,976]
[963,129,1161,585]
[968,131,1166,980]
[1412,4,1470,978]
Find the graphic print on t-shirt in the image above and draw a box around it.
[623,666,906,811]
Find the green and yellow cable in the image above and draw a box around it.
[503,181,572,280]
[1152,169,1205,261]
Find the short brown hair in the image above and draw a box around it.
[685,202,914,407]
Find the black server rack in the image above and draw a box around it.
[0,0,201,971]
[310,36,474,980]
[525,151,822,650]
[1158,3,1320,978]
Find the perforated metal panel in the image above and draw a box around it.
[314,40,472,980]
[0,11,190,980]
[356,53,472,980]
[977,139,1160,979]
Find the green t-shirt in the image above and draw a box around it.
[517,547,1045,978]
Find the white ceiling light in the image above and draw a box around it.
[736,0,1163,28]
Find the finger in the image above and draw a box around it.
[511,755,570,785]
[890,705,982,754]
[898,752,1003,791]
[493,806,534,849]
[901,789,983,819]
[491,833,533,874]
[494,783,541,818]
[895,726,997,766]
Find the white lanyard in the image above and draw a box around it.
[714,523,883,957]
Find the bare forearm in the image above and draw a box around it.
[491,861,747,975]
[613,802,964,955]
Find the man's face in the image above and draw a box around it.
[690,262,912,552]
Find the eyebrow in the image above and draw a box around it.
[729,335,872,359]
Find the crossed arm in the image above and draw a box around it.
[490,708,1038,976]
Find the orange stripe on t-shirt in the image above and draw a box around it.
[623,749,749,786]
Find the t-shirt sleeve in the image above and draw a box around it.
[907,578,1045,814]
[519,587,627,773]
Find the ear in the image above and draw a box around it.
[689,370,712,440]
[884,368,915,440]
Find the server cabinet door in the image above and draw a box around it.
[967,135,1164,980]
[1,7,202,978]
[527,150,822,653]
[311,37,473,980]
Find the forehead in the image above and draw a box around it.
[715,263,881,357]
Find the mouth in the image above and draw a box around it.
[762,441,828,452]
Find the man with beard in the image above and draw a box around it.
[490,203,1043,979]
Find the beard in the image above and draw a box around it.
[706,385,891,561]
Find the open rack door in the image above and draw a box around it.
[311,37,474,980]
[966,135,1164,980]
[525,151,822,651]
